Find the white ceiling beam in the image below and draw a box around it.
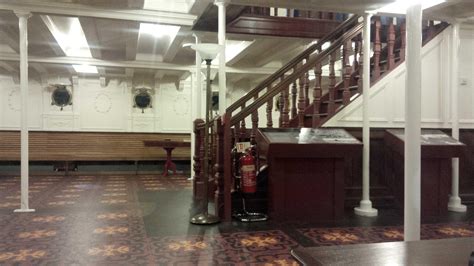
[163,32,187,62]
[0,53,279,75]
[124,21,140,61]
[0,61,16,73]
[79,17,102,59]
[0,28,19,53]
[0,0,197,26]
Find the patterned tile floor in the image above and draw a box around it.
[0,174,471,265]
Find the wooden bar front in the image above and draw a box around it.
[384,129,466,216]
[256,128,362,221]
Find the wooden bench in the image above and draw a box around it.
[0,131,191,165]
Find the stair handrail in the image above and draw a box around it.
[230,22,364,126]
[226,15,361,115]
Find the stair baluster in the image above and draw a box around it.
[251,95,259,144]
[400,20,406,61]
[358,44,364,94]
[291,76,298,119]
[266,90,274,128]
[278,91,284,127]
[328,50,337,115]
[282,77,290,128]
[343,39,352,105]
[353,37,360,72]
[387,17,396,70]
[240,104,247,141]
[214,116,224,217]
[298,71,306,128]
[304,58,310,108]
[312,61,322,127]
[373,17,381,79]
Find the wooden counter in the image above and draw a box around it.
[256,128,362,221]
[384,129,466,216]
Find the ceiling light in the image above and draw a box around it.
[73,65,98,74]
[139,23,180,40]
[376,0,446,14]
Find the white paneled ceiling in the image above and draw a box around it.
[0,0,472,86]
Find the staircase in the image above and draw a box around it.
[192,15,449,221]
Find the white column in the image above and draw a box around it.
[14,11,35,213]
[355,12,378,217]
[404,3,422,241]
[189,34,203,181]
[215,0,228,114]
[448,22,467,212]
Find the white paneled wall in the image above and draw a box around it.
[325,25,474,129]
[0,76,193,133]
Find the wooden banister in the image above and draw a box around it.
[226,15,361,114]
[229,22,364,126]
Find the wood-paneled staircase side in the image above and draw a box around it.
[193,15,449,221]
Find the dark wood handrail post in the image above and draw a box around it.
[222,113,232,221]
[250,95,259,144]
[328,50,337,115]
[343,39,352,105]
[193,119,204,201]
[387,17,396,70]
[373,17,381,79]
[214,116,225,218]
[312,59,322,128]
[281,76,290,128]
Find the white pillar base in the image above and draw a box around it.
[14,208,35,213]
[354,200,378,217]
[187,176,194,181]
[448,196,467,212]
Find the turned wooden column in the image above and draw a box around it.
[373,17,381,79]
[342,39,352,105]
[312,61,322,127]
[297,73,306,128]
[387,17,396,70]
[266,87,274,128]
[328,50,337,115]
[251,95,259,144]
[281,77,290,128]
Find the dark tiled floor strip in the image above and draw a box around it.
[0,174,471,265]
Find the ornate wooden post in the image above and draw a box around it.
[400,20,406,61]
[250,95,259,144]
[358,36,364,94]
[291,71,298,119]
[373,17,381,79]
[304,67,310,107]
[240,104,246,140]
[387,17,396,70]
[193,119,206,206]
[281,77,290,128]
[297,73,306,128]
[214,116,225,218]
[328,50,337,115]
[193,119,204,200]
[266,86,274,128]
[353,38,360,72]
[343,39,352,105]
[278,91,283,127]
[312,61,322,128]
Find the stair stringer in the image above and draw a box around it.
[323,26,453,129]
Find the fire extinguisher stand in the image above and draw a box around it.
[233,149,268,222]
[190,44,221,225]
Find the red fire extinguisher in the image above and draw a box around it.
[240,149,257,194]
